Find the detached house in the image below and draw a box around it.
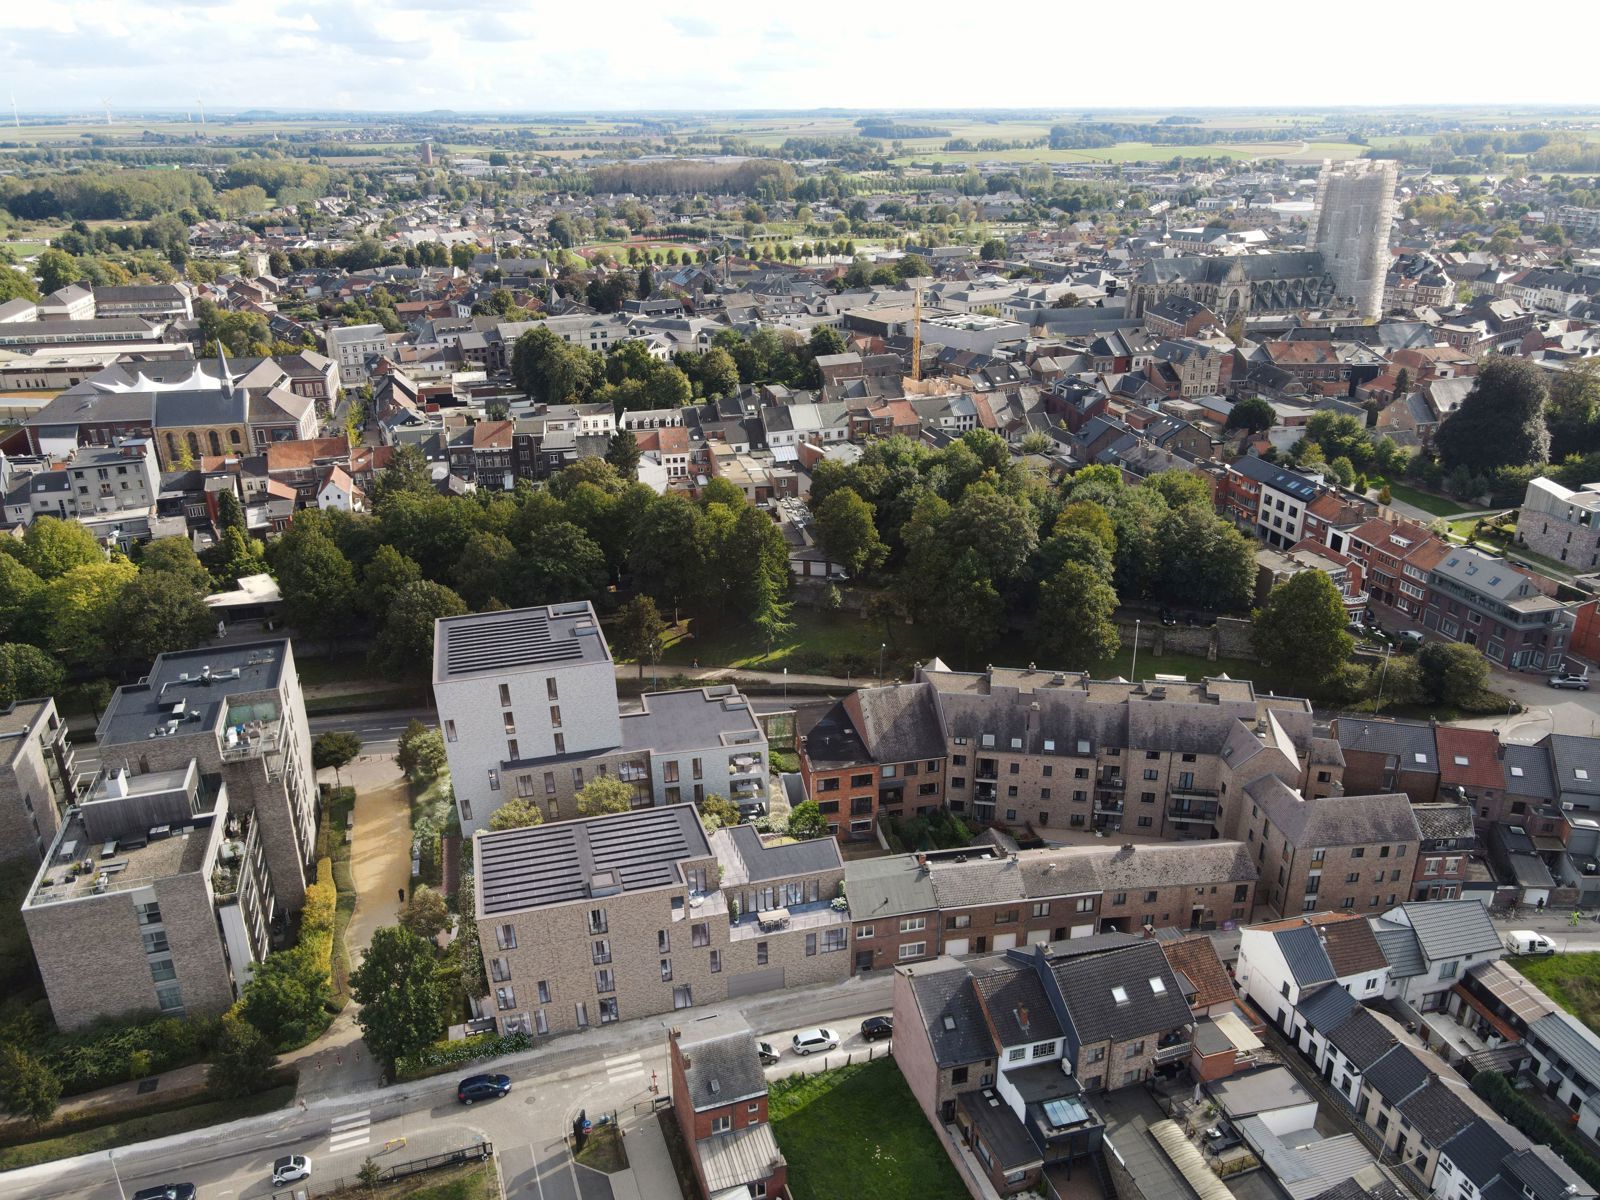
[668,1012,787,1200]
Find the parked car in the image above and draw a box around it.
[1550,670,1591,691]
[1159,608,1177,627]
[860,1016,894,1042]
[457,1073,512,1104]
[132,1187,197,1200]
[1397,630,1425,647]
[756,1040,780,1066]
[791,1028,840,1056]
[1505,930,1558,955]
[271,1156,313,1187]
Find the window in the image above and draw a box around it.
[554,732,565,754]
[823,928,847,952]
[503,711,517,734]
[575,1002,589,1028]
[658,929,670,953]
[899,942,926,960]
[1439,960,1459,980]
[595,968,614,993]
[806,933,817,956]
[149,957,176,983]
[487,769,500,792]
[1144,769,1159,781]
[1351,847,1365,858]
[900,917,926,933]
[491,957,512,983]
[506,739,519,760]
[1075,897,1093,913]
[710,1114,732,1134]
[499,684,512,707]
[588,909,608,935]
[1084,1046,1105,1064]
[1032,1041,1057,1058]
[598,997,619,1024]
[1126,1040,1145,1058]
[1032,902,1050,918]
[948,914,972,930]
[537,980,551,1005]
[535,1010,549,1035]
[136,901,162,926]
[155,984,183,1013]
[550,706,562,729]
[496,987,517,1010]
[544,772,557,796]
[444,719,457,742]
[547,677,559,701]
[692,922,710,948]
[710,950,721,973]
[592,940,611,964]
[756,941,768,965]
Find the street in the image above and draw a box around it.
[2,975,893,1200]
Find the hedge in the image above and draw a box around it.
[302,855,337,1003]
[1470,1070,1600,1190]
[395,1031,532,1082]
[35,1014,220,1096]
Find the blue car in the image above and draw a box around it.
[457,1073,513,1104]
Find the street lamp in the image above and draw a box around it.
[1130,619,1141,682]
[879,642,887,682]
[108,1150,127,1200]
[783,667,788,701]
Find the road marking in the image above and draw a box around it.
[328,1109,371,1152]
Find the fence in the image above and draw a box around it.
[310,1141,494,1195]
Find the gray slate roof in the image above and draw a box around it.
[1529,1011,1600,1087]
[1297,983,1358,1033]
[1394,900,1501,962]
[1325,1007,1400,1070]
[852,682,947,765]
[1503,743,1556,800]
[1370,919,1425,978]
[909,968,994,1067]
[1277,924,1337,987]
[1049,941,1192,1047]
[1363,1045,1432,1105]
[1396,1078,1477,1147]
[844,855,937,921]
[1333,718,1439,775]
[724,824,842,882]
[1440,1120,1525,1188]
[973,967,1065,1048]
[929,858,1026,909]
[1549,734,1600,800]
[677,1015,769,1112]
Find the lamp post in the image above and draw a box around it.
[879,642,887,682]
[108,1150,127,1200]
[1130,619,1141,682]
[1374,645,1393,715]
[783,667,788,701]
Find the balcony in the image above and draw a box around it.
[1093,796,1124,815]
[1096,775,1125,790]
[1166,802,1220,824]
[1154,1029,1192,1062]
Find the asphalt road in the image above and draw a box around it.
[3,977,894,1200]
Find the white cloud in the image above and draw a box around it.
[5,0,1599,111]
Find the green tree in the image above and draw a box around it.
[350,926,450,1069]
[576,776,634,817]
[1155,506,1255,612]
[1253,571,1354,687]
[205,527,269,588]
[40,561,137,664]
[1225,396,1276,434]
[397,885,451,942]
[22,516,104,579]
[0,265,40,303]
[240,949,330,1049]
[35,248,80,294]
[1415,642,1491,708]
[139,536,213,591]
[605,430,641,479]
[787,799,828,840]
[815,487,886,578]
[375,581,467,678]
[0,555,44,642]
[368,443,435,510]
[361,545,423,619]
[1436,356,1551,472]
[697,347,740,399]
[1547,356,1600,459]
[216,489,247,537]
[312,731,363,788]
[1037,562,1120,666]
[106,570,215,663]
[979,238,1006,261]
[396,720,448,784]
[612,595,666,680]
[0,1045,61,1126]
[0,644,66,709]
[272,529,357,648]
[487,797,546,830]
[207,1010,276,1099]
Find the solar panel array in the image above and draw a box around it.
[443,611,585,677]
[478,809,697,915]
[480,825,584,914]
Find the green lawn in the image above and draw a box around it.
[770,1059,965,1200]
[1381,481,1462,517]
[322,1160,498,1199]
[1509,954,1600,1031]
[0,1084,296,1170]
[649,608,933,677]
[574,1123,628,1173]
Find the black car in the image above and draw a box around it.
[860,1015,894,1041]
[133,1188,196,1200]
[457,1073,513,1104]
[1159,608,1177,627]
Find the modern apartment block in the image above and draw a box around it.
[22,761,275,1029]
[95,640,315,909]
[434,604,768,837]
[473,805,849,1036]
[0,698,76,863]
[1520,477,1600,569]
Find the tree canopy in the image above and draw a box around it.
[1253,571,1354,685]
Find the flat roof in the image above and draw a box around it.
[433,602,611,683]
[98,641,288,748]
[620,686,763,754]
[28,786,217,908]
[477,803,710,916]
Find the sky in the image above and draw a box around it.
[5,0,1600,114]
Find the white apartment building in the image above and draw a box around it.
[325,323,389,386]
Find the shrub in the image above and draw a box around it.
[34,1014,218,1095]
[394,1031,533,1081]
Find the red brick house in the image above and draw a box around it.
[668,1013,787,1200]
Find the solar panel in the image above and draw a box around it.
[1044,1098,1088,1128]
[443,612,585,676]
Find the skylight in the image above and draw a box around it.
[1044,740,1056,752]
[1076,740,1091,754]
[1111,985,1129,1005]
[1414,753,1428,764]
[1511,766,1525,778]
[1150,977,1167,995]
[1453,756,1469,766]
[943,1015,957,1031]
[1578,769,1590,781]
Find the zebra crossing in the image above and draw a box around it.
[602,1051,646,1088]
[327,1109,372,1154]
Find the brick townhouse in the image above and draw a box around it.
[668,1012,786,1200]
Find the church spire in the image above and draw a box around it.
[217,344,232,398]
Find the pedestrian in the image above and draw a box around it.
[398,887,406,903]
[1538,897,1546,912]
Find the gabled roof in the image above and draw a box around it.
[1396,1076,1477,1148]
[1363,1044,1432,1105]
[1440,1119,1525,1187]
[1390,900,1501,962]
[676,1013,769,1112]
[909,966,996,1067]
[1411,803,1475,844]
[1316,917,1391,978]
[1434,727,1506,790]
[1049,940,1192,1046]
[1333,718,1439,774]
[1296,983,1358,1032]
[1324,1006,1400,1070]
[973,967,1065,1048]
[1370,921,1425,978]
[1160,936,1235,1010]
[1276,924,1337,987]
[1529,1011,1600,1088]
[1502,743,1556,799]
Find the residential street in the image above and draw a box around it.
[1,975,893,1200]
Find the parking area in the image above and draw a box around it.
[755,1011,896,1084]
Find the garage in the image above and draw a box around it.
[726,966,785,998]
[992,934,1017,952]
[945,938,969,956]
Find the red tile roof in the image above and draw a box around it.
[1434,726,1506,789]
[1161,936,1235,1010]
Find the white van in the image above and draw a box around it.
[1505,930,1557,956]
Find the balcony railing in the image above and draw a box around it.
[1169,786,1219,800]
[1097,776,1125,790]
[1167,803,1220,823]
[1154,1040,1192,1062]
[1093,798,1124,815]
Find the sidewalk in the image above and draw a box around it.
[0,1063,210,1139]
[607,1109,676,1200]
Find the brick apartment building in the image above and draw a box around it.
[0,698,76,864]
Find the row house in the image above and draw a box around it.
[1219,456,1325,549]
[264,437,356,505]
[797,683,946,841]
[1324,517,1447,624]
[667,1013,787,1200]
[447,419,515,489]
[1235,912,1392,1040]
